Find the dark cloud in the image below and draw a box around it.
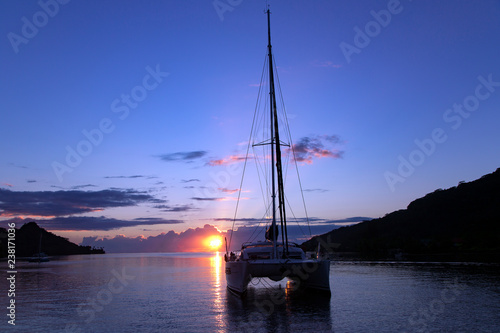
[153,204,196,212]
[71,184,97,189]
[104,175,146,179]
[6,216,183,231]
[319,217,372,224]
[289,135,344,164]
[81,224,221,253]
[0,189,166,217]
[191,197,223,201]
[156,151,207,162]
[181,179,200,183]
[211,216,369,226]
[50,184,97,190]
[212,217,326,226]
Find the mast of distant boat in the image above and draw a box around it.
[266,8,289,258]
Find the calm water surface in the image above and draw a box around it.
[1,253,499,332]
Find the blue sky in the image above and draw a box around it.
[1,0,500,246]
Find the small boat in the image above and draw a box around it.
[29,252,50,263]
[29,233,50,262]
[224,9,331,295]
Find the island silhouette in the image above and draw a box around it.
[0,222,104,258]
[302,167,500,263]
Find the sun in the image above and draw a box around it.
[208,236,223,250]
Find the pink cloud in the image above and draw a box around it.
[207,154,247,166]
[218,188,239,194]
[288,135,344,164]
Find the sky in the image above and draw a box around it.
[1,0,500,251]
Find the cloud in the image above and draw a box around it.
[303,188,329,193]
[71,184,97,189]
[289,135,344,164]
[218,188,239,194]
[191,197,245,202]
[154,204,196,212]
[81,224,221,253]
[1,183,13,187]
[0,188,165,217]
[104,175,145,179]
[311,60,342,68]
[50,184,97,190]
[156,151,207,162]
[5,216,183,231]
[211,216,369,227]
[9,163,28,169]
[207,154,247,166]
[181,179,200,183]
[212,217,326,225]
[191,197,224,201]
[319,216,372,224]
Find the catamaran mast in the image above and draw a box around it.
[267,9,289,257]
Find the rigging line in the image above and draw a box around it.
[274,55,313,238]
[284,193,306,237]
[229,52,268,250]
[253,64,270,213]
[253,146,269,222]
[272,53,290,143]
[247,203,273,243]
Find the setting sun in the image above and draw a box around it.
[207,236,223,250]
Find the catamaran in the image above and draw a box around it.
[224,9,331,295]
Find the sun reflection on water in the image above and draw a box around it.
[210,252,225,332]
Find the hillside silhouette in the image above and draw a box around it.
[302,168,500,262]
[0,222,104,258]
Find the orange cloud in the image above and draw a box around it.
[207,155,247,166]
[218,188,239,194]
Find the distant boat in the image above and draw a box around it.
[224,9,331,295]
[29,233,50,263]
[29,252,50,263]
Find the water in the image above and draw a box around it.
[1,253,499,332]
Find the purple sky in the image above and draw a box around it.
[1,0,499,248]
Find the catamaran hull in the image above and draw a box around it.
[226,261,251,294]
[225,259,330,294]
